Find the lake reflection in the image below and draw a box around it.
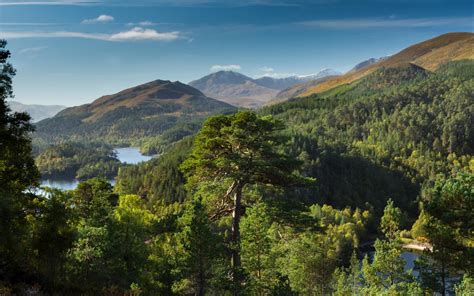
[40,147,150,190]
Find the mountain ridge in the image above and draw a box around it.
[35,79,234,144]
[299,32,474,97]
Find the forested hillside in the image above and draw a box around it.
[262,60,473,214]
[117,60,474,218]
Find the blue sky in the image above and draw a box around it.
[0,0,472,105]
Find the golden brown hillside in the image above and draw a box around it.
[36,80,234,142]
[298,32,474,97]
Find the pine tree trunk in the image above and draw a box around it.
[230,180,244,294]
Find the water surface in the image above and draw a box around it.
[115,147,152,164]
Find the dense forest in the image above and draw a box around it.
[35,142,121,180]
[1,35,473,296]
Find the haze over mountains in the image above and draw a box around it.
[8,101,66,122]
[189,68,341,108]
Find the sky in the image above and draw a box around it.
[0,0,473,106]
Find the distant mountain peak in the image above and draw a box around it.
[189,68,341,108]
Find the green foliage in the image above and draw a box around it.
[380,199,403,239]
[29,190,75,293]
[138,121,201,155]
[363,201,409,290]
[414,173,474,294]
[455,274,474,296]
[172,198,222,295]
[410,210,429,240]
[278,205,369,295]
[332,252,363,296]
[437,59,474,80]
[66,223,110,293]
[424,172,474,245]
[181,110,311,292]
[241,201,277,294]
[181,111,308,187]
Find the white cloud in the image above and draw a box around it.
[297,17,472,29]
[210,64,241,72]
[81,14,114,24]
[259,66,274,72]
[1,27,181,42]
[109,27,179,41]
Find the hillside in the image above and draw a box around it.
[297,32,474,97]
[35,80,234,147]
[8,101,66,122]
[189,69,340,108]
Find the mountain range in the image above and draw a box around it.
[188,68,340,108]
[8,101,66,122]
[34,32,473,152]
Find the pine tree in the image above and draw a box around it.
[174,198,221,296]
[241,201,275,295]
[181,111,310,292]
